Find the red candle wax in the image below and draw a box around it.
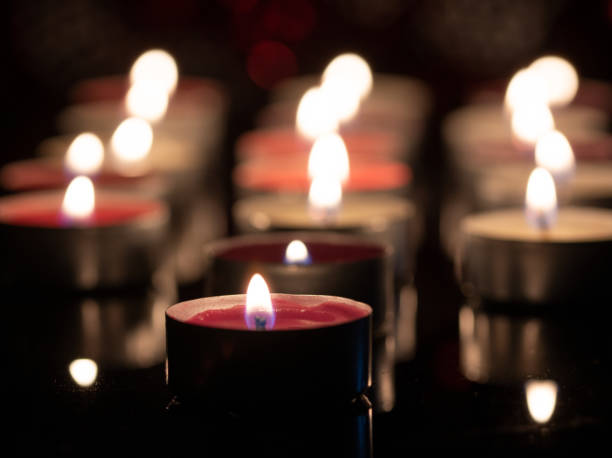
[185,297,369,330]
[236,128,405,162]
[219,239,382,264]
[0,158,161,193]
[0,192,164,228]
[234,159,411,193]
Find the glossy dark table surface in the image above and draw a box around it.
[4,249,611,456]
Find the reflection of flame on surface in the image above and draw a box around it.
[529,56,578,107]
[296,87,339,140]
[525,167,557,230]
[65,133,104,176]
[125,81,169,123]
[69,358,98,387]
[284,240,311,265]
[110,117,153,175]
[245,274,275,330]
[129,49,178,95]
[535,130,575,183]
[525,379,558,424]
[307,133,350,183]
[62,176,95,222]
[511,103,555,145]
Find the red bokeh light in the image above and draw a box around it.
[247,40,297,89]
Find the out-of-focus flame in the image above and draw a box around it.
[529,56,579,107]
[307,133,350,183]
[535,130,575,182]
[125,81,169,123]
[525,167,557,230]
[284,240,311,265]
[69,358,98,387]
[245,273,275,330]
[296,87,339,140]
[308,175,342,222]
[511,103,555,145]
[505,68,548,113]
[525,379,558,424]
[65,133,104,176]
[129,49,178,95]
[322,53,373,102]
[110,117,153,175]
[62,176,95,222]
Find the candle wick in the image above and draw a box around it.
[254,315,267,331]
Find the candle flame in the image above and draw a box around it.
[110,117,153,175]
[62,176,95,222]
[505,68,548,113]
[69,358,98,387]
[296,87,339,140]
[245,273,275,330]
[308,175,342,223]
[322,53,373,102]
[525,379,558,424]
[307,133,350,184]
[511,103,555,145]
[65,133,104,176]
[320,53,372,123]
[529,56,578,107]
[525,167,557,230]
[535,130,575,182]
[125,80,170,123]
[129,49,178,95]
[284,240,311,265]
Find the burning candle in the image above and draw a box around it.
[445,56,609,176]
[203,232,394,336]
[59,49,227,157]
[235,127,408,163]
[234,187,416,283]
[264,57,431,142]
[457,168,612,305]
[0,176,169,289]
[472,131,612,210]
[165,273,372,409]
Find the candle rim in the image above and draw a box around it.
[166,293,372,330]
[462,207,612,242]
[206,232,392,264]
[0,189,168,228]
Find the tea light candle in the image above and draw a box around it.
[233,157,412,197]
[234,192,417,282]
[458,168,612,305]
[59,49,227,155]
[204,232,394,336]
[0,176,169,289]
[235,127,409,163]
[472,131,612,209]
[165,274,372,409]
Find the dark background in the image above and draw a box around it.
[4,0,612,165]
[3,1,612,454]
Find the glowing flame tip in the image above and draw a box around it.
[245,274,275,330]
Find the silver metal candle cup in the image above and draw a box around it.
[165,294,372,410]
[0,190,170,290]
[457,208,612,306]
[204,232,394,337]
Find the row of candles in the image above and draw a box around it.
[3,47,609,419]
[0,50,428,411]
